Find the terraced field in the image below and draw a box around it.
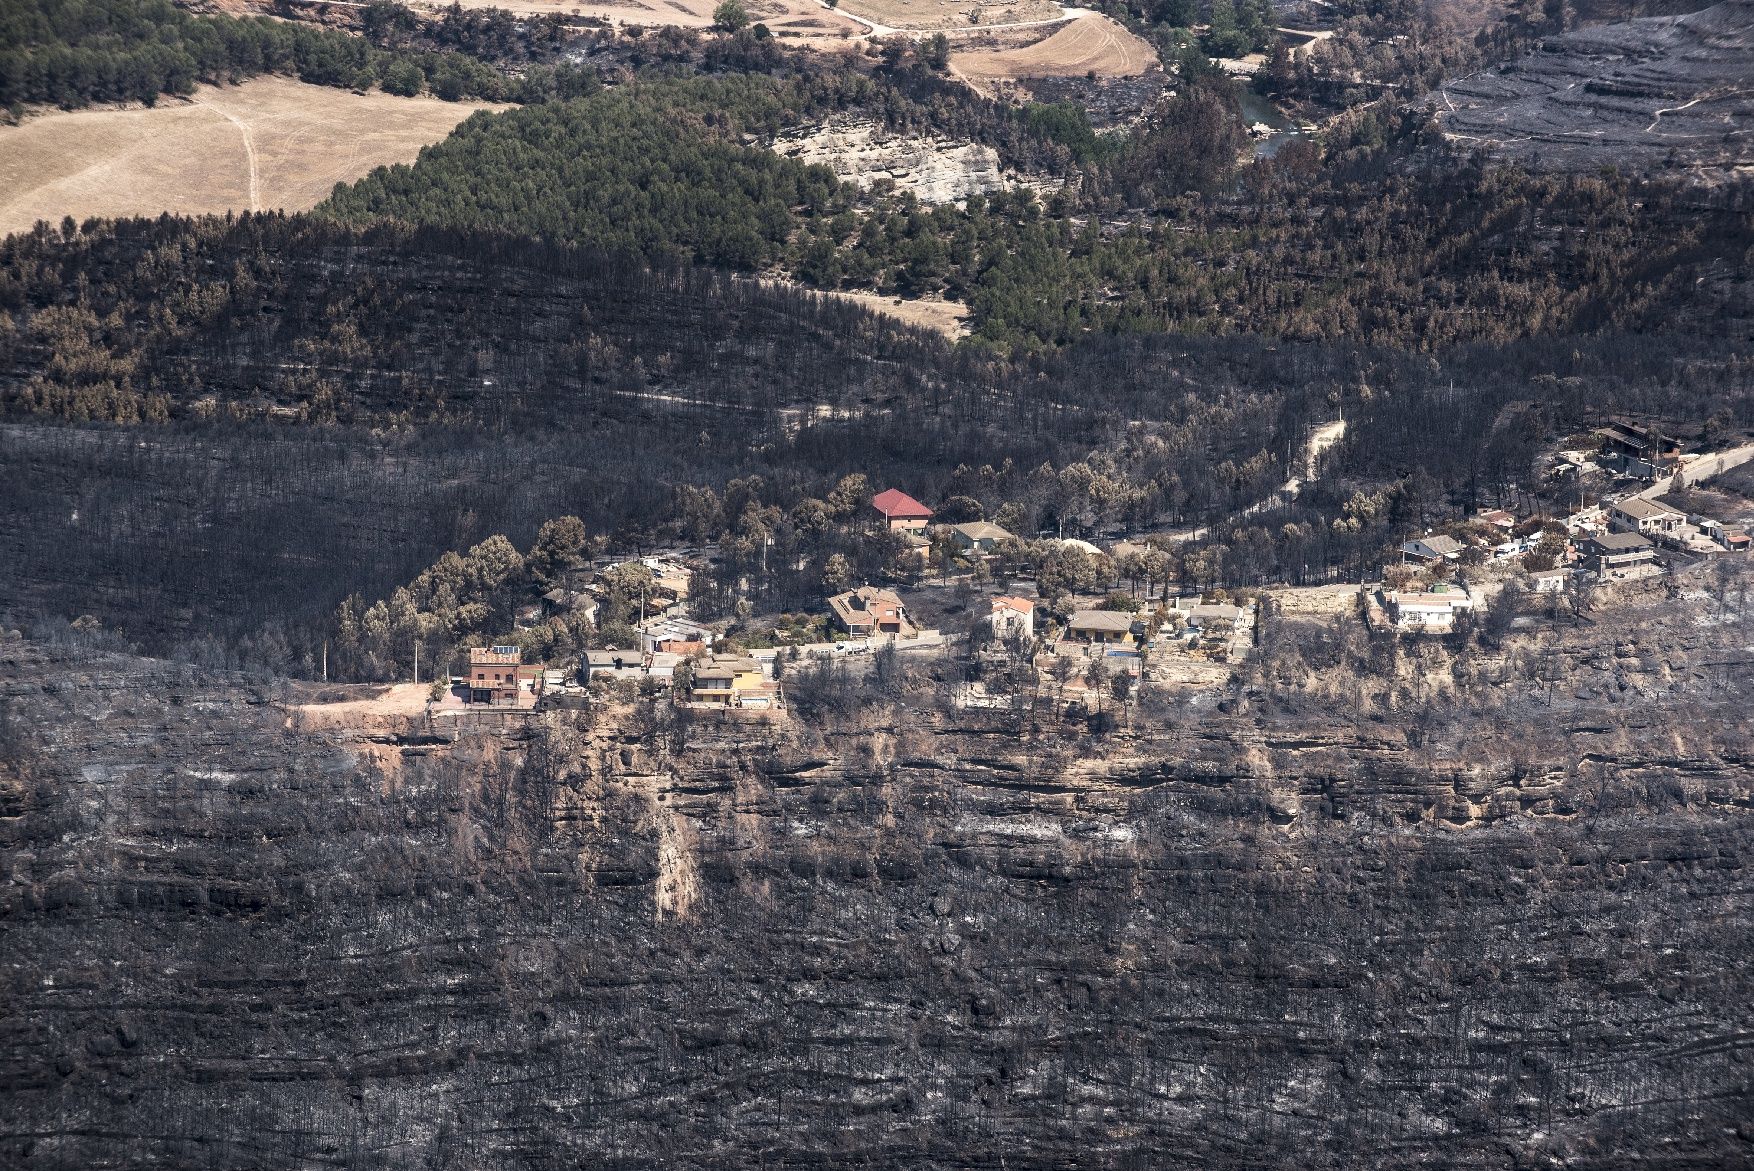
[951,12,1156,83]
[1436,0,1754,178]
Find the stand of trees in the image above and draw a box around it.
[3,213,1748,673]
[1088,0,1280,61]
[0,0,514,111]
[319,74,1754,353]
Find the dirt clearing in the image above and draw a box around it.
[951,12,1155,81]
[840,0,1060,31]
[288,682,431,731]
[0,76,499,237]
[827,290,970,336]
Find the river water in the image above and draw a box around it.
[1234,83,1306,158]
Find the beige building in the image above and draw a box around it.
[988,596,1036,640]
[948,521,1015,555]
[689,655,777,708]
[1065,609,1137,645]
[1607,496,1685,540]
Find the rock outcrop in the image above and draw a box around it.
[0,628,1750,1168]
[772,119,1061,202]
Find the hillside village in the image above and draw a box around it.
[427,418,1754,725]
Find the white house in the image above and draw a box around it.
[1402,535,1464,562]
[1530,569,1573,593]
[1382,584,1474,632]
[988,596,1036,641]
[1607,496,1684,539]
[583,649,681,683]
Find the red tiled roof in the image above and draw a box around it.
[871,488,933,520]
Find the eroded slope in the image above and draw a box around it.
[1436,0,1754,177]
[1,607,1750,1167]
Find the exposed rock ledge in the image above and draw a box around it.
[772,118,1062,203]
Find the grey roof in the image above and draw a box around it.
[1591,531,1652,552]
[1612,496,1682,521]
[1408,535,1463,555]
[1067,609,1136,632]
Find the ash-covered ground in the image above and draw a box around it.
[1436,0,1754,178]
[2,580,1751,1168]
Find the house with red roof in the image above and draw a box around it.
[871,488,934,532]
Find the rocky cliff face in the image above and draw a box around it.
[1,626,1750,1169]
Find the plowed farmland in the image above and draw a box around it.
[951,12,1155,80]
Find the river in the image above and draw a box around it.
[1234,83,1307,158]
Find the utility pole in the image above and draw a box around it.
[322,641,328,683]
[414,640,421,686]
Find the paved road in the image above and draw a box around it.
[1633,442,1754,500]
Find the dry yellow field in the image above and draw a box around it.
[951,12,1155,80]
[827,289,970,336]
[0,76,500,238]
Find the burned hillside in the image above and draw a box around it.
[1,581,1750,1167]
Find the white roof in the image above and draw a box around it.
[1387,591,1470,610]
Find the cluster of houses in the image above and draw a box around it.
[522,553,696,630]
[1559,421,1750,552]
[1376,422,1753,632]
[564,648,782,709]
[445,445,1752,705]
[446,482,1262,712]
